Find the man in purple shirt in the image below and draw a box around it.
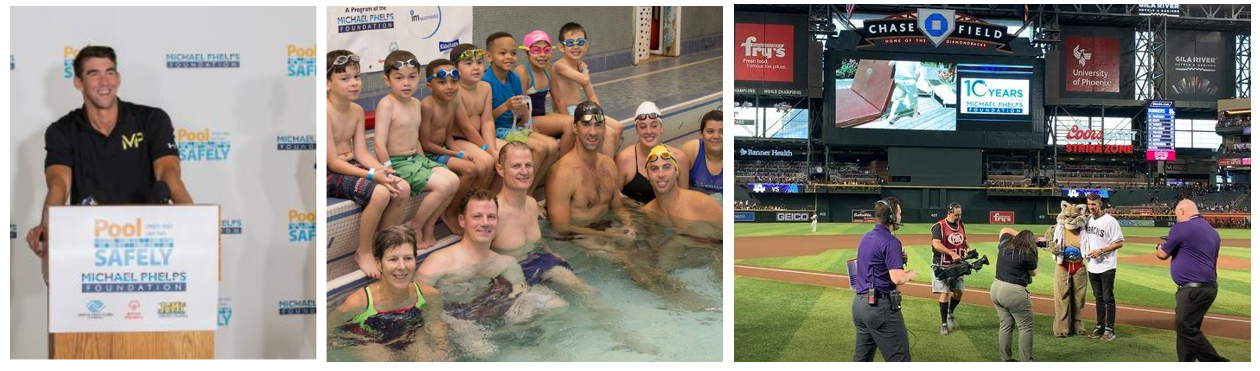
[1156,199,1229,362]
[851,197,917,362]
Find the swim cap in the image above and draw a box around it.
[635,101,661,119]
[645,145,678,171]
[524,30,551,48]
[573,101,604,122]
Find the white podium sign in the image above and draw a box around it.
[48,206,219,333]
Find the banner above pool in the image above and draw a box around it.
[328,6,473,73]
[48,206,219,333]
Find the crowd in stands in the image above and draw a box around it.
[1216,117,1251,129]
[734,200,790,210]
[984,179,1036,187]
[735,160,810,184]
[1218,142,1251,157]
[824,161,881,185]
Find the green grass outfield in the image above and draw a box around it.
[736,223,1252,316]
[735,277,1252,362]
[735,222,1253,239]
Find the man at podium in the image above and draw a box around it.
[23,45,195,278]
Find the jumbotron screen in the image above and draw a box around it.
[834,59,1032,132]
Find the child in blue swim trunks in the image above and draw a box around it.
[420,58,495,234]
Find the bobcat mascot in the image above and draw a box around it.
[1045,201,1089,337]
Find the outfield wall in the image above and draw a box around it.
[749,189,1059,225]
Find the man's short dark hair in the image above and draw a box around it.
[947,202,962,213]
[875,197,901,225]
[700,110,723,131]
[425,58,455,79]
[485,32,514,49]
[459,188,499,215]
[559,22,587,39]
[73,45,117,79]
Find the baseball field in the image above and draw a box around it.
[734,222,1252,362]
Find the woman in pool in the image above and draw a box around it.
[333,225,450,360]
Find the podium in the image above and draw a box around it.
[47,205,220,359]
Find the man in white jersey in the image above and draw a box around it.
[811,213,818,232]
[1082,192,1124,341]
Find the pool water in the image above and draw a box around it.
[327,218,723,361]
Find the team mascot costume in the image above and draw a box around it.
[1045,201,1089,337]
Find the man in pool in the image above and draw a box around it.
[641,145,722,275]
[492,141,594,292]
[333,225,449,360]
[416,188,565,323]
[545,101,635,244]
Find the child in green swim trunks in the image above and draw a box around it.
[373,50,461,249]
[333,226,450,358]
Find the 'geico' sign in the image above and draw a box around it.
[777,212,811,222]
[990,211,1015,224]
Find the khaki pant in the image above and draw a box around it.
[991,280,1034,362]
[1052,263,1088,336]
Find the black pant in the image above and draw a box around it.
[852,293,911,362]
[1175,286,1229,362]
[1088,269,1116,329]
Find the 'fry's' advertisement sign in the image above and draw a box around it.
[736,23,794,83]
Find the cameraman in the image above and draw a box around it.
[930,202,968,335]
[851,197,915,362]
[991,228,1039,362]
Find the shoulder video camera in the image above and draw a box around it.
[933,250,989,281]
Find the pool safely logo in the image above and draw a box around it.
[177,127,232,162]
[287,44,315,77]
[288,210,315,242]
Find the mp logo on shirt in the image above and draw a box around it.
[177,128,232,162]
[287,44,316,77]
[121,132,144,151]
[288,210,315,242]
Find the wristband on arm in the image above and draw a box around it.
[367,168,375,181]
[481,144,489,151]
[457,151,465,159]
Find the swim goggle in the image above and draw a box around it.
[635,112,662,121]
[389,58,418,70]
[560,38,587,47]
[331,53,360,66]
[577,114,605,124]
[645,146,678,169]
[520,45,553,55]
[427,69,460,82]
[456,49,486,61]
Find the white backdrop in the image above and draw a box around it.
[9,7,316,359]
[327,6,473,72]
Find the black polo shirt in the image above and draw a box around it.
[44,100,179,204]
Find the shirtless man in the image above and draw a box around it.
[545,101,635,242]
[492,141,594,294]
[641,145,723,275]
[420,58,493,233]
[615,101,691,206]
[416,188,563,325]
[551,22,623,158]
[373,50,460,248]
[326,49,409,278]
